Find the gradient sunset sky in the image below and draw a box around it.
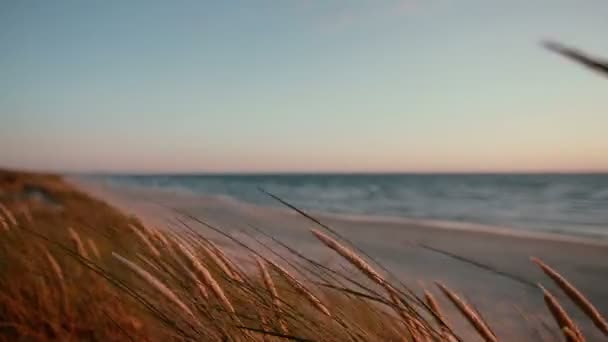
[2,1,607,173]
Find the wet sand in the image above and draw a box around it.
[71,177,608,341]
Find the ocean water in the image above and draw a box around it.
[97,173,608,239]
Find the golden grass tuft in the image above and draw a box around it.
[112,252,196,320]
[436,282,497,342]
[563,327,584,342]
[268,259,332,317]
[129,224,161,257]
[311,229,387,287]
[206,240,245,282]
[424,289,453,340]
[200,241,242,283]
[43,249,65,287]
[87,238,101,260]
[0,216,9,231]
[176,241,236,315]
[538,284,585,342]
[67,226,88,258]
[532,257,608,336]
[0,203,17,227]
[256,256,289,335]
[310,228,448,341]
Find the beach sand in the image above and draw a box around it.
[71,177,608,341]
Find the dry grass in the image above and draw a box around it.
[112,252,196,320]
[256,256,289,335]
[436,282,497,342]
[532,257,608,337]
[538,284,584,342]
[269,259,331,318]
[1,170,607,341]
[424,290,453,340]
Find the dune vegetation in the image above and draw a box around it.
[0,169,607,341]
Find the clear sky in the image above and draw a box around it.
[1,1,607,173]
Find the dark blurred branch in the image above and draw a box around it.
[543,40,608,78]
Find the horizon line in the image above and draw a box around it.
[3,167,608,176]
[75,170,608,176]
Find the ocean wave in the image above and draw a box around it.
[93,173,608,241]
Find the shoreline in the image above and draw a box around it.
[69,176,608,248]
[69,175,608,340]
